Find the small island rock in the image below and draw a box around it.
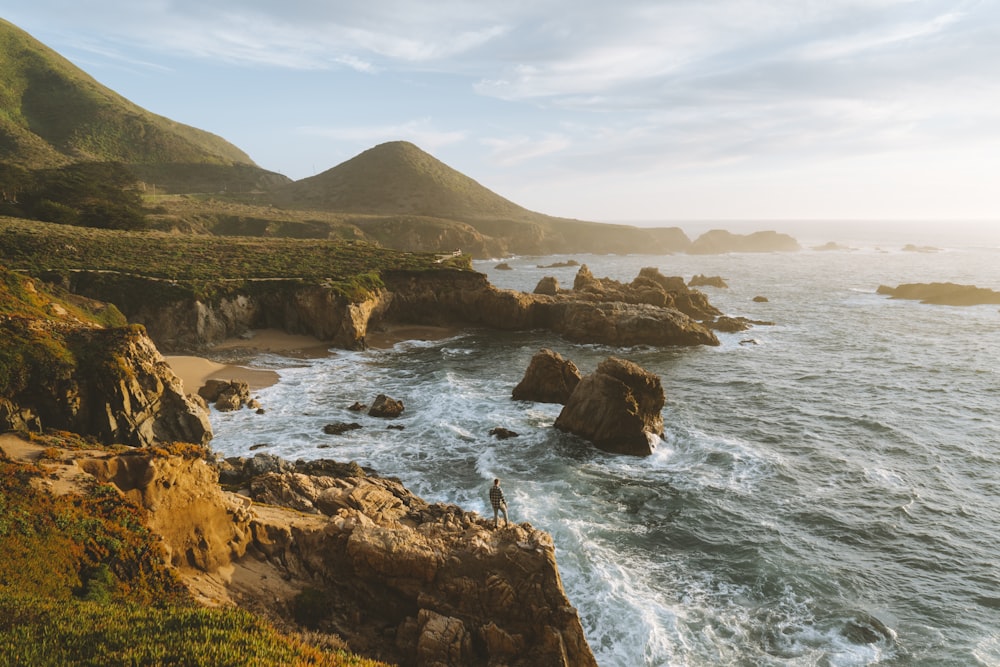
[554,357,664,456]
[512,348,582,404]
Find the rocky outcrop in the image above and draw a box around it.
[688,229,800,254]
[380,267,720,348]
[208,453,597,666]
[0,321,211,447]
[198,379,261,412]
[512,348,582,404]
[876,282,1000,306]
[689,274,728,288]
[243,468,596,667]
[81,449,252,571]
[368,393,404,418]
[554,357,665,456]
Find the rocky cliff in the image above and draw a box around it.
[56,265,721,352]
[0,269,211,446]
[69,446,598,666]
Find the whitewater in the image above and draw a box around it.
[209,222,1000,666]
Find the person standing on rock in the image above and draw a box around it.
[490,478,509,529]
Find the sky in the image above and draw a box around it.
[5,1,1000,224]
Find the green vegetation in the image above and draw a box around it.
[1,161,147,230]
[0,18,280,194]
[0,452,389,666]
[0,216,471,301]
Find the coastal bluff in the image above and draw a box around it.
[2,437,597,667]
[60,264,723,352]
[0,272,210,446]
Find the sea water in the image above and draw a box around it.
[208,222,1000,666]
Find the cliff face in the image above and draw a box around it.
[61,272,386,352]
[61,267,719,352]
[0,290,211,447]
[68,446,598,667]
[0,328,212,447]
[242,466,597,666]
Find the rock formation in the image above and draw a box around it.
[512,348,582,404]
[688,229,801,254]
[554,357,665,456]
[58,264,724,352]
[689,274,728,288]
[0,268,207,446]
[198,379,260,412]
[380,267,720,348]
[81,449,253,572]
[368,393,404,418]
[876,282,1000,306]
[240,466,596,666]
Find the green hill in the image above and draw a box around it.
[272,140,540,220]
[0,19,691,256]
[0,19,287,193]
[271,141,691,255]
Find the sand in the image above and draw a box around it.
[163,356,281,393]
[164,325,459,394]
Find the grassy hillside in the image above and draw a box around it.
[0,215,470,298]
[272,141,538,221]
[0,19,287,193]
[0,18,690,255]
[269,141,691,255]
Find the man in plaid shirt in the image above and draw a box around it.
[490,478,509,529]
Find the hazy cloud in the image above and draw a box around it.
[298,119,468,152]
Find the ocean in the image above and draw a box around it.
[208,221,1000,666]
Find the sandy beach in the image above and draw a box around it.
[164,325,458,394]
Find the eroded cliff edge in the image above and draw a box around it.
[56,264,724,353]
[2,438,597,667]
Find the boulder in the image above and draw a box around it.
[199,379,253,412]
[489,427,519,440]
[554,357,665,456]
[533,276,560,295]
[688,274,728,288]
[512,349,582,404]
[369,393,405,418]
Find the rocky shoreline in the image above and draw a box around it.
[0,263,771,664]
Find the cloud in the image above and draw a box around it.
[297,119,468,152]
[480,134,573,166]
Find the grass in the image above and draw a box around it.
[0,215,472,300]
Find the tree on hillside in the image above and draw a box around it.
[4,162,148,230]
[0,162,32,205]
